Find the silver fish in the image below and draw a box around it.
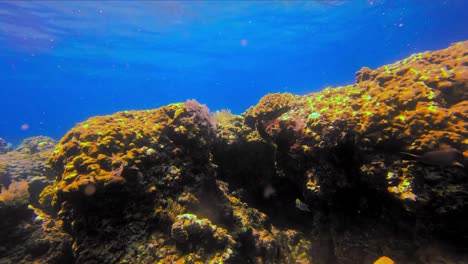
[295,198,311,212]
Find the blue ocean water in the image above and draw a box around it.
[1,0,467,145]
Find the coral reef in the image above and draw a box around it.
[0,138,12,154]
[0,136,71,263]
[1,41,467,264]
[46,101,230,263]
[0,201,72,263]
[0,136,56,204]
[0,180,30,207]
[233,41,468,263]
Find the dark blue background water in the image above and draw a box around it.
[1,0,467,145]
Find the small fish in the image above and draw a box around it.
[263,184,276,198]
[129,165,140,171]
[295,198,311,212]
[401,148,464,167]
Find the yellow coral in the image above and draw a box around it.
[38,184,55,206]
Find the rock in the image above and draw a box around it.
[0,136,56,209]
[3,41,468,264]
[0,138,12,154]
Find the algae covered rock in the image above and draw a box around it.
[46,101,233,263]
[44,98,318,263]
[4,41,467,264]
[171,213,233,246]
[0,136,56,207]
[49,102,215,200]
[0,136,56,183]
[46,41,468,264]
[233,41,468,263]
[0,138,12,154]
[0,136,72,264]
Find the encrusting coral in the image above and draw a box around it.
[0,136,56,207]
[243,41,467,206]
[1,41,467,264]
[0,180,30,207]
[0,136,73,263]
[236,41,468,263]
[0,137,12,154]
[49,101,213,199]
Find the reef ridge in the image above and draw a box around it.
[0,41,467,264]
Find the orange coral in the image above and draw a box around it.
[244,92,297,120]
[243,41,467,208]
[373,256,394,264]
[48,102,217,202]
[0,180,30,206]
[38,41,467,264]
[246,41,467,154]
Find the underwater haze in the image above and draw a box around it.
[1,0,468,144]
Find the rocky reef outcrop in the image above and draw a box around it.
[0,136,72,263]
[228,41,468,263]
[0,41,467,264]
[0,136,57,206]
[0,138,12,154]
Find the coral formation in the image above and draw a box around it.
[0,136,56,204]
[1,41,467,264]
[0,136,72,263]
[0,137,12,154]
[0,180,30,207]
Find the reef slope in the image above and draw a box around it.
[1,41,467,264]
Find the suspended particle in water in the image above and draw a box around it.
[21,123,30,131]
[84,183,97,196]
[241,39,248,46]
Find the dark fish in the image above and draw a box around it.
[263,184,276,199]
[401,148,464,167]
